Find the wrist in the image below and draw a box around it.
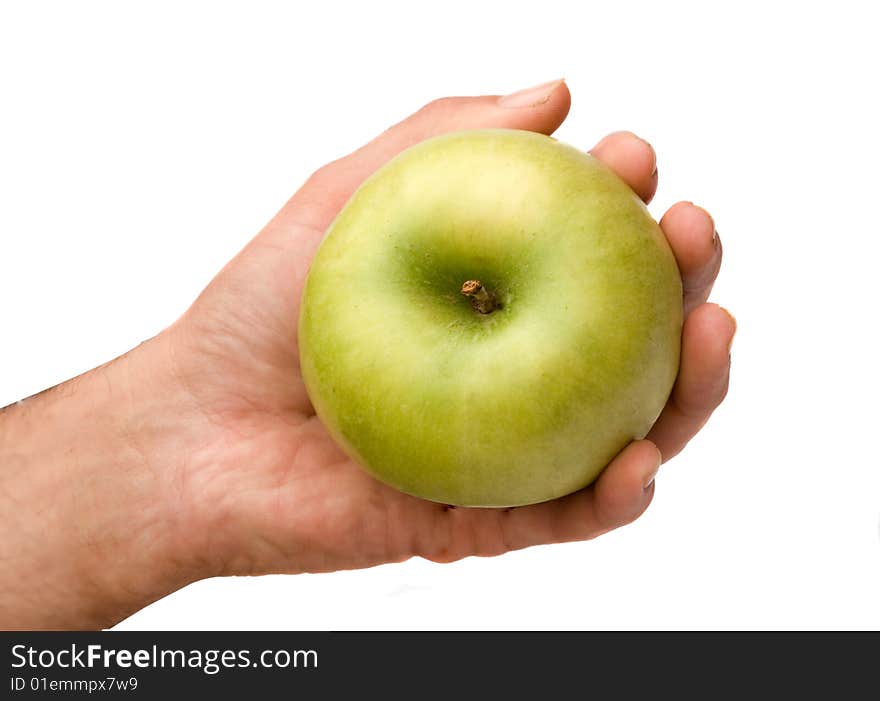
[0,330,218,629]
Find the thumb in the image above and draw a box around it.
[281,79,571,234]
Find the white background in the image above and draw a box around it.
[2,1,878,630]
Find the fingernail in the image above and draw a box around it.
[693,205,716,237]
[499,79,564,108]
[643,445,663,491]
[637,136,658,177]
[721,306,737,352]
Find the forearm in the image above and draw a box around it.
[0,333,209,629]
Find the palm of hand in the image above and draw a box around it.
[163,85,733,578]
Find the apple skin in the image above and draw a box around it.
[298,129,682,507]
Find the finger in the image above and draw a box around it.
[590,131,658,203]
[647,303,736,460]
[282,79,572,234]
[659,202,723,315]
[501,440,661,552]
[418,440,661,561]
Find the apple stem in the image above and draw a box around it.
[460,280,498,314]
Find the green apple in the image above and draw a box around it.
[298,129,682,507]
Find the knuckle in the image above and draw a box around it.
[305,161,336,187]
[418,96,456,117]
[674,393,711,419]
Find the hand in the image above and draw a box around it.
[166,79,734,569]
[0,80,734,629]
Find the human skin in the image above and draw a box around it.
[0,80,734,630]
